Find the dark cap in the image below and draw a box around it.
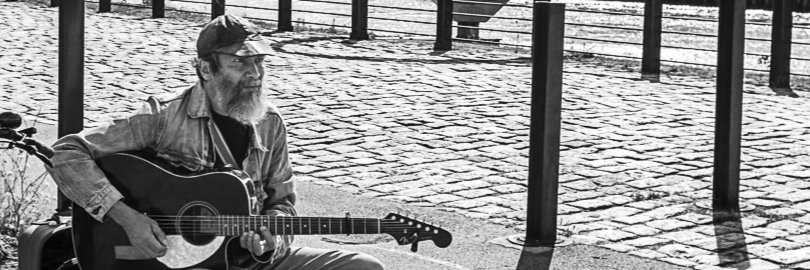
[196,14,274,58]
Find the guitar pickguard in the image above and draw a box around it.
[156,235,225,269]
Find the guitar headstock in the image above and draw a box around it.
[382,213,452,251]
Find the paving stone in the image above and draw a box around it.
[621,224,660,237]
[622,237,671,247]
[762,247,810,264]
[767,220,810,235]
[613,215,654,225]
[629,248,667,259]
[601,243,637,252]
[657,243,711,258]
[747,228,791,240]
[587,229,636,241]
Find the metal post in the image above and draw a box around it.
[770,0,793,91]
[525,1,564,246]
[434,0,453,50]
[278,0,293,32]
[212,0,225,20]
[351,0,369,40]
[99,0,110,12]
[50,0,58,8]
[153,0,165,18]
[714,0,745,212]
[641,0,662,82]
[58,0,85,213]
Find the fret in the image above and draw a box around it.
[318,217,322,235]
[309,218,312,235]
[377,219,380,234]
[351,217,355,235]
[298,217,302,235]
[363,218,366,234]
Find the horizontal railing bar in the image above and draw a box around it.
[164,7,209,15]
[566,22,641,32]
[661,30,715,38]
[451,12,533,22]
[226,3,278,11]
[453,37,532,48]
[367,16,434,25]
[661,59,714,66]
[454,0,531,8]
[366,4,435,13]
[367,27,434,37]
[791,56,810,61]
[290,9,352,17]
[566,36,643,46]
[168,0,203,4]
[109,2,149,8]
[294,20,352,28]
[453,25,532,35]
[566,9,643,17]
[564,49,642,60]
[662,15,715,22]
[299,0,351,6]
[243,15,279,23]
[661,44,715,52]
[744,67,772,72]
[790,72,810,77]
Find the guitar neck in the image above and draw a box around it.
[156,215,406,236]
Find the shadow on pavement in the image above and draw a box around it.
[713,205,751,269]
[515,246,554,270]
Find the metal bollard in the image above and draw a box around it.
[58,0,85,213]
[713,0,745,212]
[524,1,565,246]
[212,0,225,20]
[153,0,165,18]
[769,0,793,91]
[641,0,662,82]
[434,0,452,51]
[351,0,369,40]
[278,0,293,32]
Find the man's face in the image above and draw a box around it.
[207,52,268,125]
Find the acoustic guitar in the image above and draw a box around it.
[71,153,452,270]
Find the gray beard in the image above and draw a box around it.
[211,78,268,125]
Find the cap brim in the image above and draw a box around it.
[230,40,274,57]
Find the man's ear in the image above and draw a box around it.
[200,59,213,81]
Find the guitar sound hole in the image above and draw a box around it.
[177,203,218,246]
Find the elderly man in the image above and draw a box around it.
[48,14,384,270]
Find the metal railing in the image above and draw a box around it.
[80,0,810,88]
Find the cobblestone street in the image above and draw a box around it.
[3,2,810,269]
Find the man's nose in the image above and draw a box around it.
[246,60,262,79]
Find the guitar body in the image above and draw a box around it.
[72,153,255,270]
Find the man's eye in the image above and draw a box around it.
[254,58,264,64]
[234,58,245,63]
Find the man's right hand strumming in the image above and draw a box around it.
[106,200,169,258]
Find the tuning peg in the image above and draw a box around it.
[396,207,403,215]
[402,209,411,217]
[412,213,420,220]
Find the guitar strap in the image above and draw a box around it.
[207,119,239,169]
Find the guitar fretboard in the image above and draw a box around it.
[154,216,410,236]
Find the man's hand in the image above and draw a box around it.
[106,200,168,258]
[240,223,292,262]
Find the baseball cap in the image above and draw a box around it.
[196,14,274,58]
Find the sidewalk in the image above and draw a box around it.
[3,1,810,269]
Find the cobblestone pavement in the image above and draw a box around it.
[3,2,810,269]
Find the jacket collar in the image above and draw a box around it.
[187,81,269,152]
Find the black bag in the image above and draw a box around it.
[17,215,76,270]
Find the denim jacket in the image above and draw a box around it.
[48,82,296,222]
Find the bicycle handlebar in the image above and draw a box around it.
[0,112,54,168]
